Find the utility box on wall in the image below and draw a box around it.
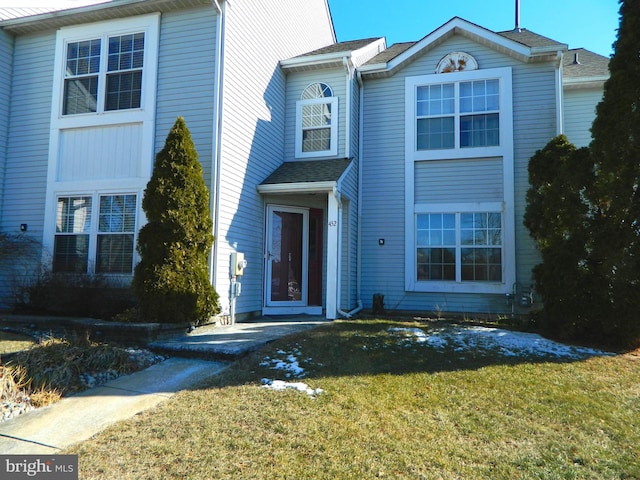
[230,252,246,276]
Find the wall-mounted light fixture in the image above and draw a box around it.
[20,224,27,232]
[378,238,385,246]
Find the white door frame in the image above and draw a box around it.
[263,205,322,315]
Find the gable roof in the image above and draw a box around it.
[258,159,352,194]
[360,17,568,78]
[281,37,386,72]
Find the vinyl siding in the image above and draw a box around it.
[360,34,558,314]
[563,87,602,148]
[283,68,347,161]
[0,30,12,220]
[154,6,216,187]
[215,0,334,316]
[414,157,503,203]
[0,31,54,307]
[1,31,54,238]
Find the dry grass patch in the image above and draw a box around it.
[69,320,639,479]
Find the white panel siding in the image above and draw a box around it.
[415,157,503,203]
[360,34,558,315]
[563,87,602,148]
[58,125,142,181]
[216,0,334,315]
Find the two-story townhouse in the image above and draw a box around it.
[0,4,608,322]
[0,0,335,319]
[355,18,608,316]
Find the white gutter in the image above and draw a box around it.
[555,50,564,136]
[336,70,364,319]
[257,181,337,194]
[209,0,225,286]
[343,57,352,161]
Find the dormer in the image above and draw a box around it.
[281,38,385,160]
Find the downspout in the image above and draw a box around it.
[343,56,351,159]
[209,0,225,287]
[555,50,564,136]
[336,60,363,318]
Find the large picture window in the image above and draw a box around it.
[53,194,137,274]
[417,211,502,283]
[63,32,145,115]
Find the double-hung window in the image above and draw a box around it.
[416,211,503,283]
[295,82,338,158]
[63,32,145,115]
[416,79,499,151]
[54,194,137,274]
[406,67,512,161]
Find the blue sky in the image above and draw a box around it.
[328,0,620,57]
[4,0,620,58]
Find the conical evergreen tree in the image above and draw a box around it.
[133,117,219,324]
[587,0,640,345]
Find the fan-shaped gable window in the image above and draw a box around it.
[295,82,338,158]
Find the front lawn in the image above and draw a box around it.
[69,319,639,479]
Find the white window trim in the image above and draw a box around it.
[295,96,339,158]
[51,190,140,276]
[408,202,515,294]
[405,67,513,162]
[404,67,515,294]
[51,13,160,130]
[44,15,159,272]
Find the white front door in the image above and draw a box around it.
[265,206,309,309]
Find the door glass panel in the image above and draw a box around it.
[270,211,303,302]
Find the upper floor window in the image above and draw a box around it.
[416,79,499,150]
[295,82,338,158]
[63,33,145,115]
[405,67,512,161]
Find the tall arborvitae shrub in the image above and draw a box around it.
[133,117,219,324]
[525,1,640,348]
[585,0,640,346]
[524,136,595,340]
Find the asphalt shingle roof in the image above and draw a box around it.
[563,48,610,78]
[295,38,382,58]
[497,28,566,49]
[261,159,352,185]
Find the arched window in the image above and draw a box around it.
[301,82,333,100]
[296,82,338,157]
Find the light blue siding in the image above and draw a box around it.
[0,31,54,307]
[563,87,602,148]
[360,34,558,315]
[155,6,217,187]
[0,30,12,220]
[215,0,334,316]
[1,31,54,237]
[284,69,348,161]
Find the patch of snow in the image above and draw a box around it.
[261,378,323,397]
[388,325,613,360]
[260,351,305,378]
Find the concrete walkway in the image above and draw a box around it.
[0,317,331,454]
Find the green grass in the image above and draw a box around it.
[69,319,640,479]
[0,330,34,357]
